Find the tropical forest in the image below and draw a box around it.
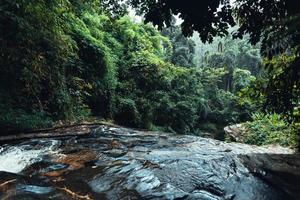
[0,0,299,199]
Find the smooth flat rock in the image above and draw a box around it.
[0,125,298,200]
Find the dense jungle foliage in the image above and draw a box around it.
[0,0,299,148]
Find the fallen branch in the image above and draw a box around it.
[0,121,124,142]
[0,125,91,142]
[18,121,119,134]
[58,187,93,200]
[0,179,17,187]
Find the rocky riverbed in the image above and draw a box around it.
[0,125,299,200]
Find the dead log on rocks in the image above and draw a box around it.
[0,124,92,142]
[0,121,123,142]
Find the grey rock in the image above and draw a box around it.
[0,125,298,200]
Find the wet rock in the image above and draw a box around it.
[240,154,300,199]
[16,184,54,194]
[54,149,97,170]
[0,171,58,200]
[0,125,299,200]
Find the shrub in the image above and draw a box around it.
[114,98,140,127]
[0,103,53,134]
[244,112,299,148]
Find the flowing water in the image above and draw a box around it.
[0,125,299,200]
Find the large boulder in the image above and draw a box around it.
[224,123,248,143]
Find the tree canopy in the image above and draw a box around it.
[123,0,300,117]
[0,0,298,147]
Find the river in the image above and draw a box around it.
[0,125,299,200]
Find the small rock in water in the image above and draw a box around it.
[16,184,54,194]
